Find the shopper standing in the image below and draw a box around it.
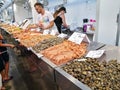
[53,7,68,33]
[0,34,14,83]
[0,56,5,90]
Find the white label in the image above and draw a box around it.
[50,30,57,35]
[86,50,105,58]
[68,32,90,44]
[43,30,50,35]
[20,19,31,29]
[12,22,19,27]
[57,33,67,38]
[37,53,43,58]
[83,34,91,43]
[27,47,31,50]
[77,59,87,62]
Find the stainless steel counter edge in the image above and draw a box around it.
[55,67,91,90]
[30,48,43,58]
[41,57,57,68]
[0,28,11,35]
[29,48,57,68]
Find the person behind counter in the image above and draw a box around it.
[0,34,14,83]
[53,7,68,33]
[27,2,54,32]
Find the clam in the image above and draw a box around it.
[63,58,120,90]
[32,37,64,52]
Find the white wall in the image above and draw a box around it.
[95,0,120,45]
[65,0,96,26]
[14,3,32,23]
[48,0,96,27]
[29,0,37,23]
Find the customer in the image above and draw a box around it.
[0,34,14,83]
[0,56,5,90]
[53,7,68,33]
[27,2,54,32]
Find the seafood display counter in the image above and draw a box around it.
[55,45,120,90]
[0,27,58,83]
[1,25,120,90]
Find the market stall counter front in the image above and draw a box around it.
[1,24,120,90]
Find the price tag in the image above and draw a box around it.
[77,59,87,62]
[68,32,90,44]
[27,47,32,51]
[86,50,105,58]
[50,29,57,35]
[15,39,20,41]
[37,53,43,58]
[57,33,67,38]
[43,30,50,35]
[12,22,19,27]
[20,19,31,29]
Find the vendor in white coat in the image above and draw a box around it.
[27,2,54,33]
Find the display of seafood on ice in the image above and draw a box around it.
[41,41,87,65]
[20,34,55,47]
[32,37,64,53]
[0,24,22,33]
[13,31,41,39]
[63,58,120,90]
[0,23,11,29]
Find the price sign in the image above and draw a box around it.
[57,33,67,38]
[50,29,57,35]
[68,32,90,44]
[20,19,31,29]
[86,50,105,58]
[43,30,50,35]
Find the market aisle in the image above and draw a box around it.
[5,48,57,90]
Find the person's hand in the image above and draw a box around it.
[38,23,43,27]
[38,23,46,30]
[40,26,46,30]
[9,44,15,48]
[64,24,68,28]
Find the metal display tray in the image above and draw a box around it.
[55,45,120,90]
[3,27,120,90]
[0,28,11,35]
[98,45,120,62]
[55,67,91,90]
[36,57,56,82]
[87,41,106,51]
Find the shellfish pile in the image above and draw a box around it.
[32,37,64,53]
[63,58,120,90]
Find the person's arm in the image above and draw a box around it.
[61,12,68,27]
[0,34,14,48]
[0,34,3,39]
[26,24,39,31]
[0,43,14,48]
